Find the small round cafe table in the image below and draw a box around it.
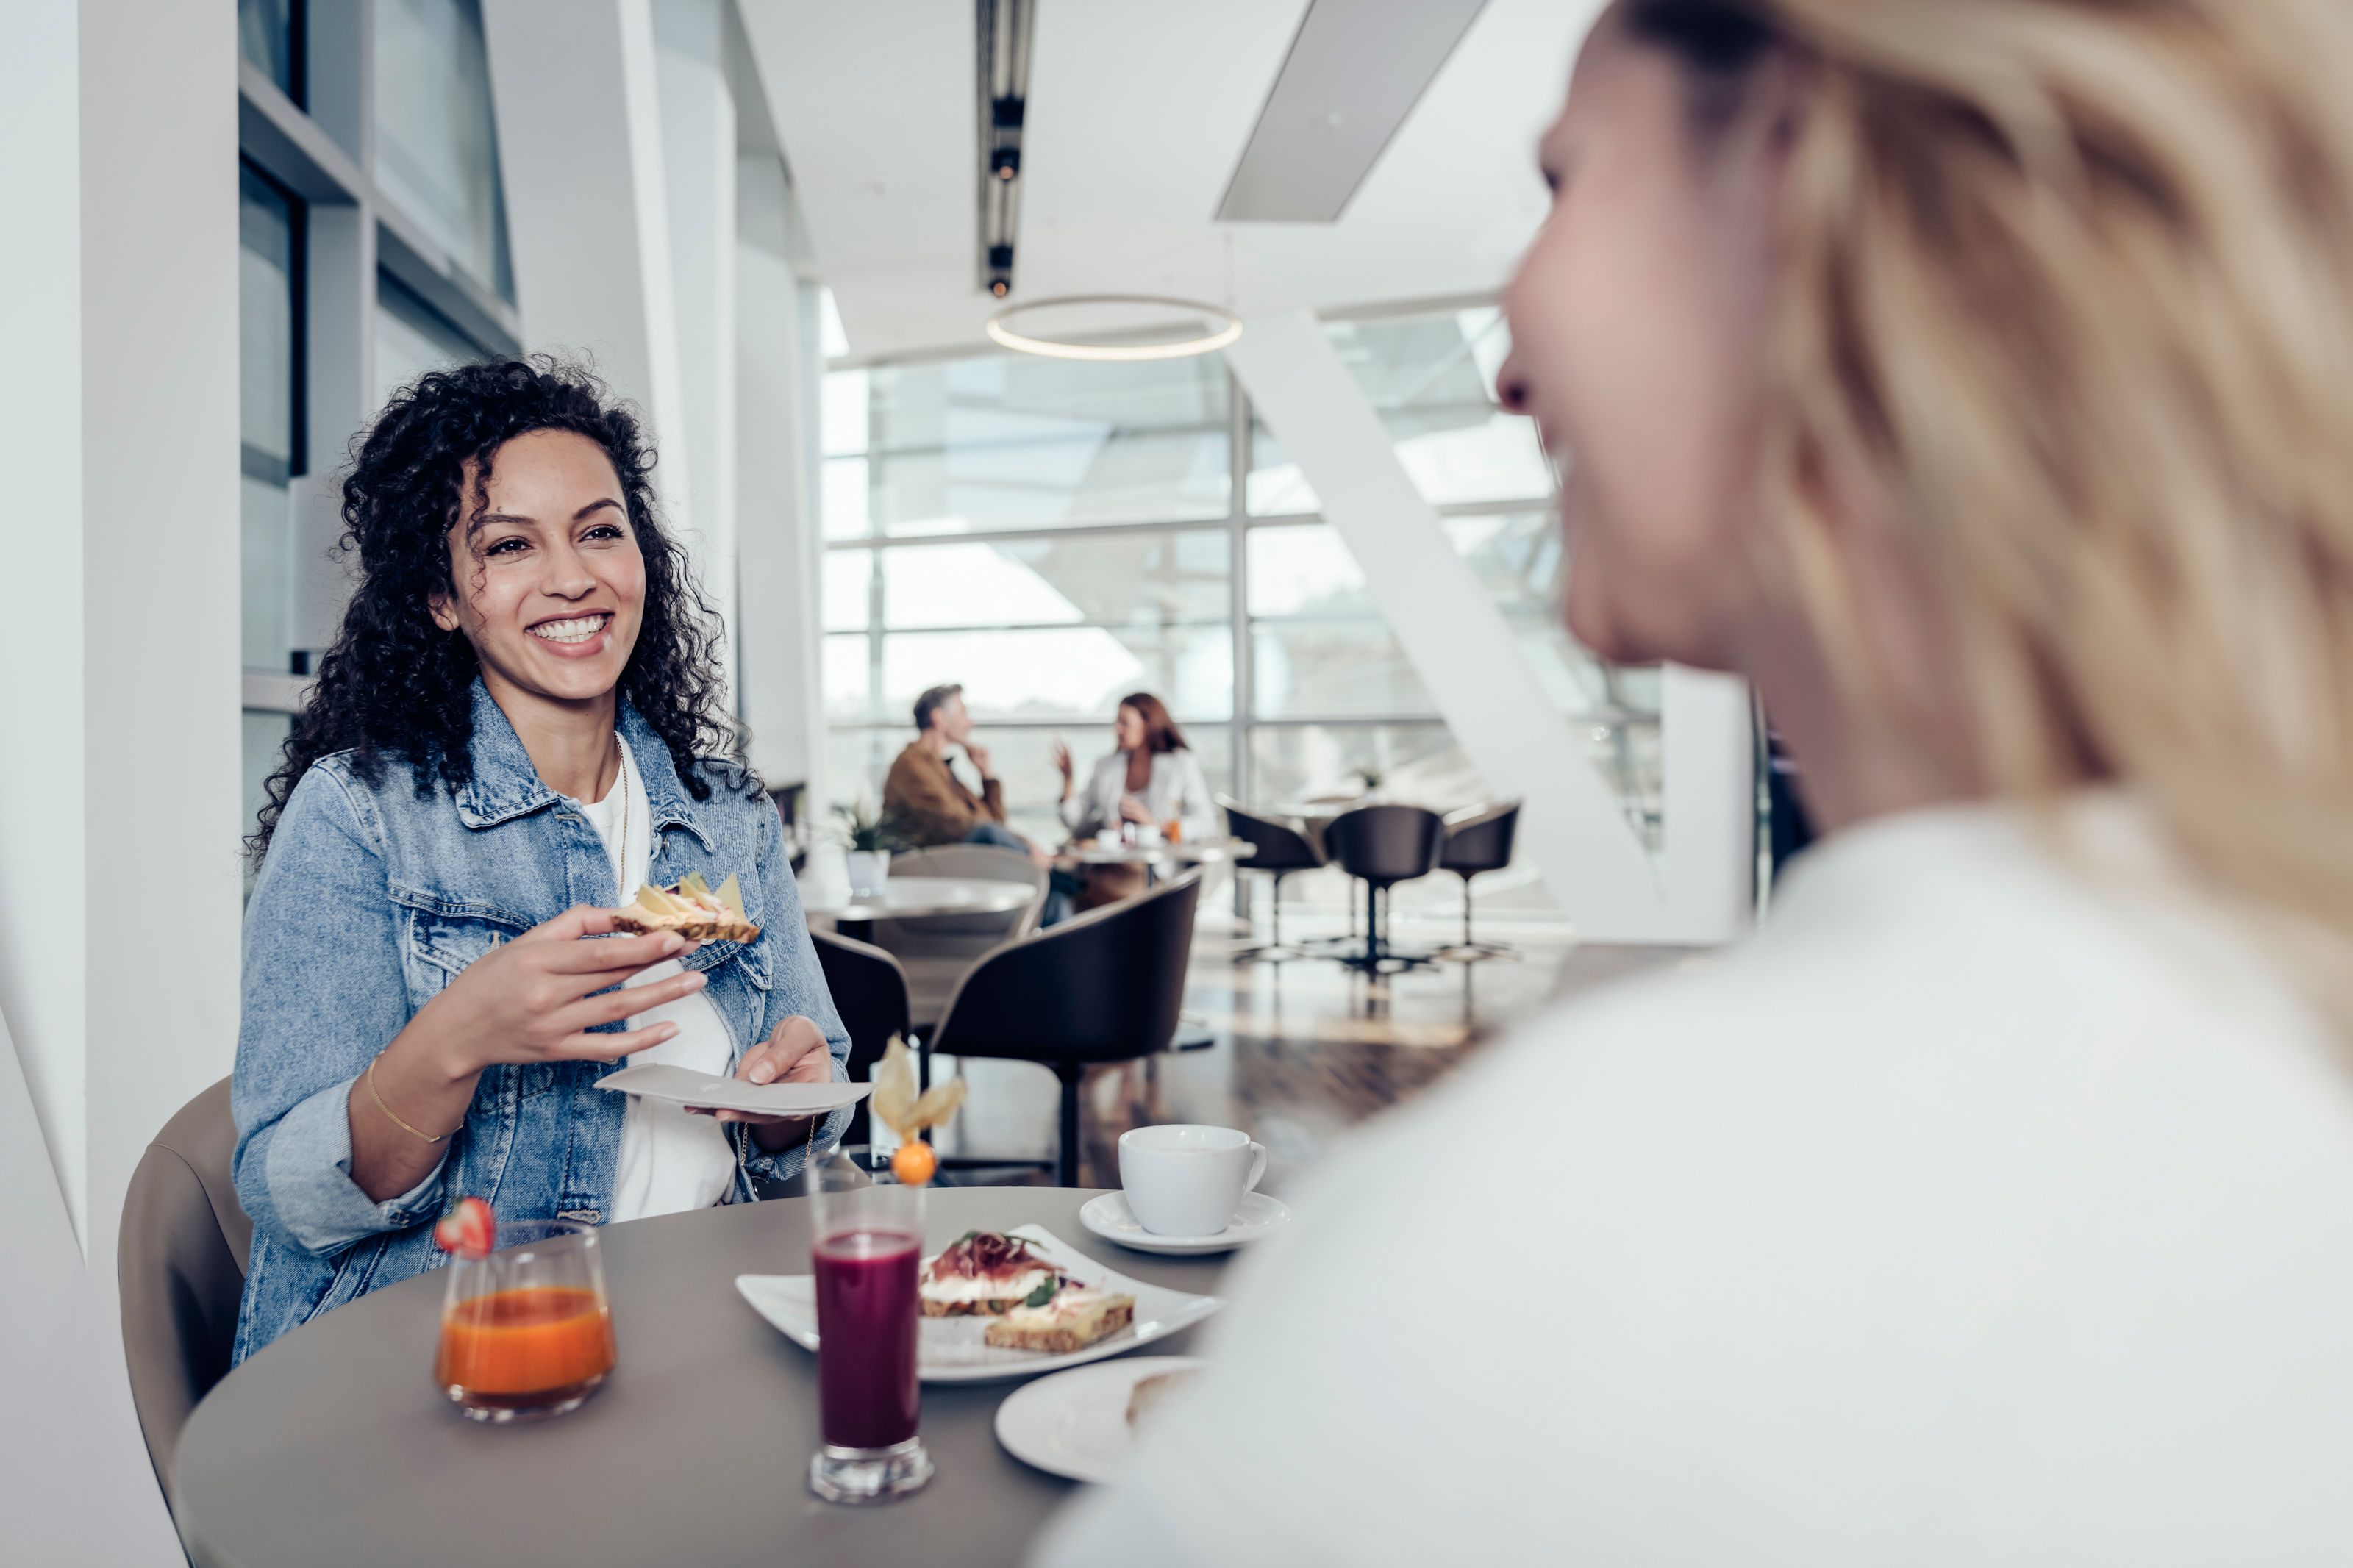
[1069,837,1256,889]
[799,875,1036,942]
[174,1189,1246,1568]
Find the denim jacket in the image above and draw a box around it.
[230,684,850,1365]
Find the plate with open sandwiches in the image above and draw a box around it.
[735,1225,1224,1384]
[994,1356,1206,1483]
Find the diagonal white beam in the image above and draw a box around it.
[1227,309,1753,943]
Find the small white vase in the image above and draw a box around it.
[844,850,891,897]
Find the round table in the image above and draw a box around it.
[800,876,1036,941]
[1069,838,1257,890]
[175,1189,1245,1568]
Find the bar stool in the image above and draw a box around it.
[1321,804,1446,974]
[1438,801,1521,962]
[1219,797,1326,962]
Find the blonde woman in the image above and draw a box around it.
[1040,1,2353,1563]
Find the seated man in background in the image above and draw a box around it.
[884,683,1047,865]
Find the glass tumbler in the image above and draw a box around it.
[806,1153,932,1503]
[435,1219,617,1422]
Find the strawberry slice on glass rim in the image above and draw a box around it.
[433,1196,496,1259]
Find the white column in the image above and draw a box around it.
[481,0,693,521]
[735,155,828,798]
[1226,309,1753,944]
[0,0,242,1556]
[654,0,740,692]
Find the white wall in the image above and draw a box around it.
[733,153,827,796]
[654,0,742,696]
[482,0,693,518]
[1227,309,1753,945]
[0,1,243,1558]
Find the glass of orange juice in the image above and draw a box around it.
[435,1219,617,1422]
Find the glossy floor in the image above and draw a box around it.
[925,914,1704,1192]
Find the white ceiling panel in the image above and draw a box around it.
[737,0,1604,360]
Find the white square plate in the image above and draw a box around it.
[595,1062,871,1117]
[735,1225,1225,1384]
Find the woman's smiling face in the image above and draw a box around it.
[430,428,646,710]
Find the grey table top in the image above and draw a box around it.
[176,1188,1241,1568]
[799,875,1036,923]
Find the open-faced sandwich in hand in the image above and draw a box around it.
[919,1231,1061,1317]
[608,871,760,945]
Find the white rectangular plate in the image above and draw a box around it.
[595,1062,871,1117]
[735,1225,1225,1384]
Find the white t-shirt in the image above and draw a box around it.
[569,736,740,1223]
[1036,798,2353,1567]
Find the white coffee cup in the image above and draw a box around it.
[1118,1125,1267,1237]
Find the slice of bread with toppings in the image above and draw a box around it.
[918,1231,1060,1317]
[982,1289,1135,1354]
[608,872,760,945]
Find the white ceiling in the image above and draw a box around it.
[738,0,1605,361]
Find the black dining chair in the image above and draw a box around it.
[1218,796,1326,962]
[1438,801,1522,961]
[926,871,1202,1186]
[1322,804,1447,974]
[809,929,912,1151]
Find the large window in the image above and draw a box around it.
[238,1,517,869]
[374,0,512,299]
[239,163,303,679]
[821,307,1667,920]
[239,0,303,101]
[826,356,1230,539]
[374,272,480,406]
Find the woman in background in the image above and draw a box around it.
[1051,693,1220,909]
[1042,0,2353,1562]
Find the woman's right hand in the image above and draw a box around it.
[415,905,706,1077]
[1050,735,1074,784]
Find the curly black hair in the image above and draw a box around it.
[250,355,741,860]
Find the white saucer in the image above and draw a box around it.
[1078,1191,1293,1254]
[995,1356,1206,1483]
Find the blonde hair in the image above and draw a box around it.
[1665,0,2353,1026]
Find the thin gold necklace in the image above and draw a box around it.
[613,731,633,895]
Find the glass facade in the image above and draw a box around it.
[240,163,301,678]
[238,0,301,101]
[239,1,512,870]
[374,0,512,298]
[374,272,480,406]
[822,305,1673,918]
[825,356,1231,538]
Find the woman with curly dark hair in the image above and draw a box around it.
[231,357,850,1364]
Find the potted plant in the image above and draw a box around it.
[832,801,906,896]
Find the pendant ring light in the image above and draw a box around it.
[985,294,1243,362]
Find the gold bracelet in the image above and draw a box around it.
[367,1051,459,1144]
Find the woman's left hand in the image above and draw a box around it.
[693,1015,835,1139]
[1118,794,1155,825]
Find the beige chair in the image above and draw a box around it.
[118,1076,252,1511]
[868,843,1046,1030]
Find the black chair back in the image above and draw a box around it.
[1324,804,1446,888]
[1218,798,1324,874]
[1441,801,1521,876]
[928,873,1202,1185]
[931,870,1201,1069]
[810,929,912,1147]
